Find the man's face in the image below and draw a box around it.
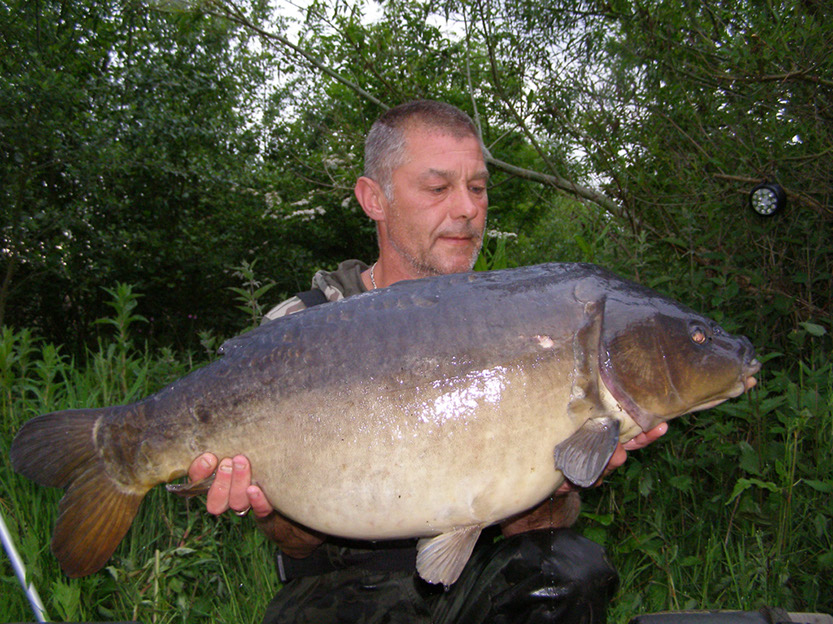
[383,129,488,277]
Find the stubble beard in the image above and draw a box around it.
[388,222,484,278]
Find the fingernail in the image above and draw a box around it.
[219,460,232,473]
[201,457,213,470]
[234,458,246,471]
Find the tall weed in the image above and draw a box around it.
[1,286,276,623]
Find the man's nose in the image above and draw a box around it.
[450,186,482,219]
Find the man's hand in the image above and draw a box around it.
[607,421,669,476]
[188,453,273,518]
[501,491,581,537]
[187,453,324,557]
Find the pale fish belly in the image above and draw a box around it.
[249,355,589,539]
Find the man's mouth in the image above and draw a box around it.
[439,235,473,244]
[436,228,480,245]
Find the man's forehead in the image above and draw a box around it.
[403,125,482,150]
[401,128,487,171]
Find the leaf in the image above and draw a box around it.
[51,579,81,621]
[757,396,787,415]
[726,478,779,504]
[669,475,693,491]
[582,512,615,526]
[738,441,761,476]
[639,473,654,497]
[581,526,609,547]
[813,513,829,539]
[802,479,833,494]
[799,321,827,337]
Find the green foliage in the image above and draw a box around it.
[227,260,277,330]
[1,292,278,623]
[473,230,515,271]
[0,0,278,352]
[579,316,833,618]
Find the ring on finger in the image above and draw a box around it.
[233,507,251,517]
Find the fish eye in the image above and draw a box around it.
[691,327,708,345]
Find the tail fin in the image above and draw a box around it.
[10,409,146,577]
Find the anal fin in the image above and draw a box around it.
[553,417,620,488]
[416,525,483,586]
[167,473,216,497]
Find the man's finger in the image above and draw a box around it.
[247,485,275,519]
[206,458,233,515]
[189,452,217,482]
[227,455,253,512]
[623,422,668,451]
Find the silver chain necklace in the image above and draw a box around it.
[370,262,378,289]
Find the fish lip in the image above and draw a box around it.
[740,352,761,391]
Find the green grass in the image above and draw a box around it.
[1,286,831,623]
[0,313,280,623]
[589,345,833,620]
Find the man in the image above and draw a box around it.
[189,100,667,623]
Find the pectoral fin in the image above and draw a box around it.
[557,293,620,487]
[416,525,483,586]
[553,417,620,487]
[166,473,215,497]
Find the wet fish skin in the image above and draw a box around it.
[10,263,760,585]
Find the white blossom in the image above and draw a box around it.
[487,229,518,240]
[285,207,326,221]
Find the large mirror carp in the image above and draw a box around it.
[11,263,760,585]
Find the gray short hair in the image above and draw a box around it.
[363,101,481,199]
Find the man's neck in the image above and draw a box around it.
[361,255,434,291]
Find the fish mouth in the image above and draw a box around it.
[740,357,761,393]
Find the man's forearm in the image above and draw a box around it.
[255,511,325,558]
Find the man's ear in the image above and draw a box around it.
[354,176,388,222]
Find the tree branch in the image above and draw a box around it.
[203,0,388,111]
[202,0,632,223]
[485,155,633,223]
